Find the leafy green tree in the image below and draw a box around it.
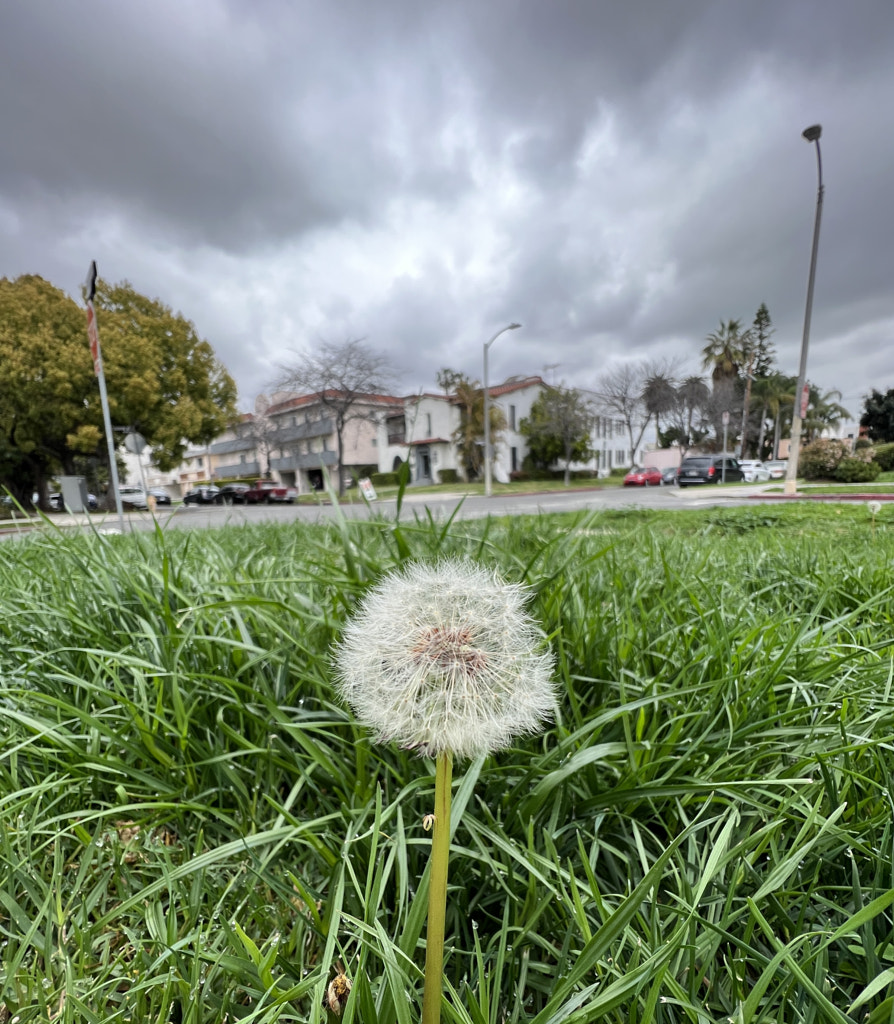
[861,388,894,442]
[0,275,90,505]
[0,274,238,504]
[520,387,593,485]
[737,305,773,457]
[91,279,238,471]
[450,373,506,481]
[751,303,776,377]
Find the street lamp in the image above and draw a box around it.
[784,124,824,496]
[483,322,521,496]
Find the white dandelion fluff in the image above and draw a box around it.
[868,500,882,516]
[334,559,556,759]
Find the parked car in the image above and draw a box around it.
[623,466,663,487]
[49,492,98,511]
[661,466,678,486]
[118,485,149,509]
[677,455,745,486]
[148,487,172,506]
[764,460,788,479]
[244,480,298,504]
[738,460,771,483]
[214,483,251,505]
[182,485,220,505]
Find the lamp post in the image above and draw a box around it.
[784,124,824,496]
[483,323,521,497]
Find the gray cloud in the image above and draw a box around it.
[1,0,892,426]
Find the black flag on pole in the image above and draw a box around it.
[86,260,97,302]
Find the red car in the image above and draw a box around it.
[623,466,663,487]
[243,480,298,504]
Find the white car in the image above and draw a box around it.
[118,485,149,509]
[738,460,771,483]
[764,460,788,480]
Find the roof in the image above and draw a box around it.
[267,390,404,415]
[486,375,545,398]
[405,437,452,447]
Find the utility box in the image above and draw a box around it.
[59,476,89,513]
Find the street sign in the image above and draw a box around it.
[721,410,730,426]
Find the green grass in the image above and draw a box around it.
[1,503,894,1021]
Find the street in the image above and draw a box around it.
[114,483,768,534]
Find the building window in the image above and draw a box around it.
[511,446,518,472]
[426,413,432,436]
[509,405,516,431]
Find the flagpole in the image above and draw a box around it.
[85,262,126,532]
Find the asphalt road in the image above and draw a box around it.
[12,481,858,539]
[113,482,768,533]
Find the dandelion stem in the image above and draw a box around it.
[422,751,453,1024]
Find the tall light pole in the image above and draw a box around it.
[483,322,521,496]
[784,124,824,496]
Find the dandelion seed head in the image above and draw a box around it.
[868,500,882,516]
[333,559,557,759]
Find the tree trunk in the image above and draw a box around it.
[756,402,768,458]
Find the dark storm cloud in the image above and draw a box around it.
[1,0,892,418]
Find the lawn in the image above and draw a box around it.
[1,503,893,1022]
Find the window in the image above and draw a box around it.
[511,446,518,472]
[426,413,432,436]
[509,405,516,431]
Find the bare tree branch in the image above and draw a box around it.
[274,339,400,494]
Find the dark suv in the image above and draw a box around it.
[677,455,744,487]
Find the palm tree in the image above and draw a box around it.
[641,373,677,444]
[702,319,753,448]
[701,319,752,386]
[804,387,851,442]
[758,373,795,460]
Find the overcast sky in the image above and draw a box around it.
[2,1,891,421]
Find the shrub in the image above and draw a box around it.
[835,458,881,483]
[437,468,459,484]
[798,438,850,480]
[609,467,628,477]
[873,442,894,471]
[370,471,399,487]
[549,469,597,480]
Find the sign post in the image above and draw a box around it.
[721,410,730,483]
[85,262,126,532]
